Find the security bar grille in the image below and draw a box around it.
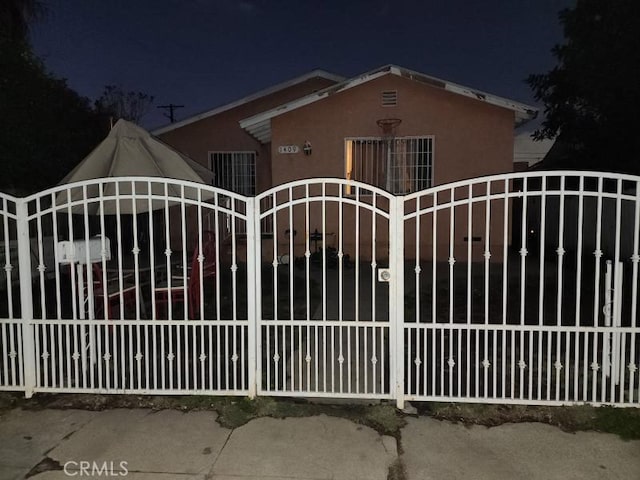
[345,137,433,194]
[210,152,256,196]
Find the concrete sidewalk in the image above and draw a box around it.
[0,407,638,480]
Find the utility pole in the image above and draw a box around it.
[157,104,184,123]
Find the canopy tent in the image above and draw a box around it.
[57,119,214,214]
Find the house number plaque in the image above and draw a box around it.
[278,145,300,154]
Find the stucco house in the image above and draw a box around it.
[154,64,537,196]
[154,65,537,260]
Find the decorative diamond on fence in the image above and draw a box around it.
[305,354,312,363]
[590,361,600,371]
[164,248,172,258]
[447,358,455,368]
[554,360,563,370]
[414,265,422,274]
[448,257,456,266]
[629,363,638,374]
[9,350,17,359]
[72,352,80,361]
[231,353,239,362]
[594,249,603,258]
[199,353,207,363]
[483,251,491,260]
[135,353,143,362]
[338,354,344,364]
[167,352,175,362]
[482,359,490,369]
[371,356,377,365]
[273,353,280,363]
[414,357,422,367]
[132,246,140,255]
[4,263,12,273]
[519,248,528,257]
[41,351,49,360]
[103,353,111,362]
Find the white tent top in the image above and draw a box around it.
[60,119,213,185]
[58,119,214,214]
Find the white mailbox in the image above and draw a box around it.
[57,237,111,265]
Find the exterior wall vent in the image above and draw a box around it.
[381,90,398,107]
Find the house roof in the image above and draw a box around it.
[152,69,345,135]
[513,130,556,166]
[240,64,539,144]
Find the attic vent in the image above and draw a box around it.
[381,90,398,107]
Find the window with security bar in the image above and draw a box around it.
[345,137,433,194]
[209,151,256,195]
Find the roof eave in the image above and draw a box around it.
[239,65,538,143]
[152,69,345,136]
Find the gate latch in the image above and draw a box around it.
[378,268,391,282]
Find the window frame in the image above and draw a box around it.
[208,151,257,196]
[344,136,434,195]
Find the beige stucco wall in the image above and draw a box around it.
[157,73,519,262]
[157,76,337,195]
[270,74,514,187]
[156,76,337,249]
[267,74,516,261]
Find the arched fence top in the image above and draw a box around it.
[257,177,396,201]
[404,170,640,202]
[11,177,250,220]
[20,176,241,202]
[256,178,397,219]
[2,170,638,208]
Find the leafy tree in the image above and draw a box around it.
[0,1,113,194]
[0,0,45,42]
[0,39,109,195]
[95,85,155,124]
[527,0,640,174]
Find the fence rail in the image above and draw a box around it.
[1,172,639,407]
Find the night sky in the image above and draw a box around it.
[30,0,574,130]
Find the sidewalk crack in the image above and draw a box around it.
[204,426,234,479]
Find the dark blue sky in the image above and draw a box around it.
[31,0,574,130]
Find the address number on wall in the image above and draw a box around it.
[278,145,300,154]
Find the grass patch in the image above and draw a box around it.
[0,392,404,436]
[592,406,640,440]
[213,397,406,436]
[420,402,640,440]
[2,391,638,440]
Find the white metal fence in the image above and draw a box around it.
[1,172,639,408]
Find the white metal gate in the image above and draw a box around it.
[1,172,639,407]
[402,172,640,406]
[255,180,398,399]
[1,178,254,396]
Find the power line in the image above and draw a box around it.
[157,104,184,123]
